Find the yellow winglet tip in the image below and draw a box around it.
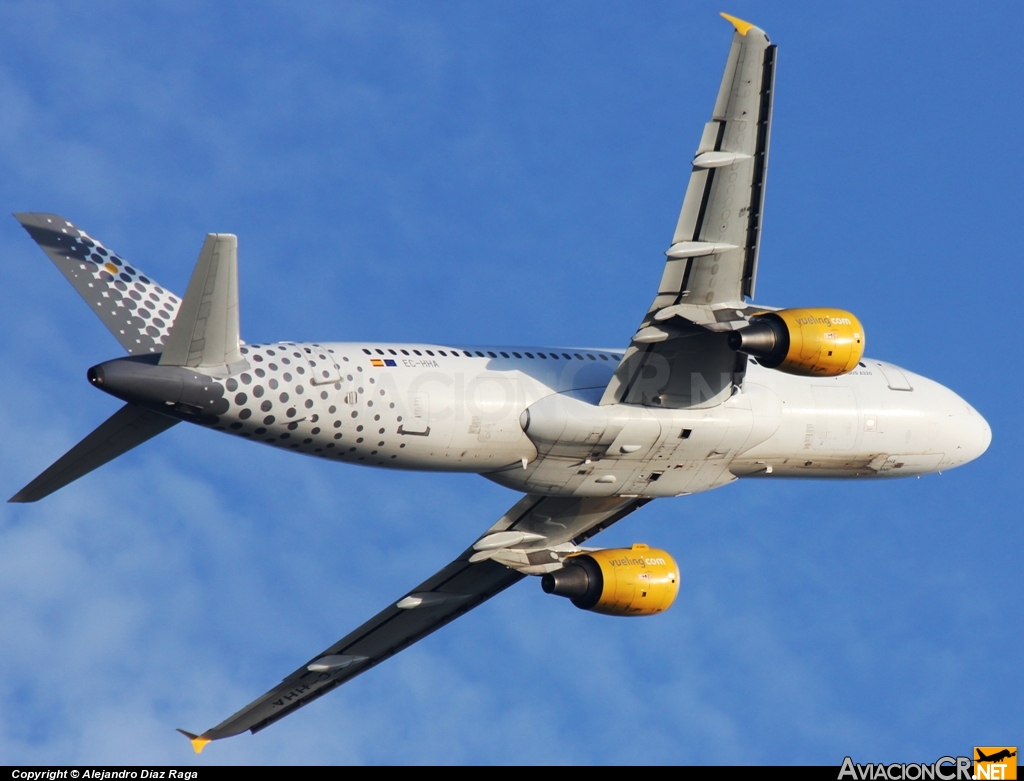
[177,729,211,754]
[720,12,756,36]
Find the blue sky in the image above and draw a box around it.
[1,1,1020,765]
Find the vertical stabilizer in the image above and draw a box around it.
[160,234,246,375]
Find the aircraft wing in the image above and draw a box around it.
[180,494,646,752]
[601,15,776,409]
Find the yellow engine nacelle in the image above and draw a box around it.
[540,544,679,617]
[728,307,864,376]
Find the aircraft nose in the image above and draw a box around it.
[943,399,991,468]
[963,403,992,463]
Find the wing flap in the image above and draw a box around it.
[601,17,775,409]
[668,21,774,306]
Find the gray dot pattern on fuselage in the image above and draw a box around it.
[212,344,403,466]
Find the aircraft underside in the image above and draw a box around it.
[7,13,991,753]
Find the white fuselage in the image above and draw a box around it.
[200,341,990,498]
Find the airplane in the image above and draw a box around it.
[976,750,1017,763]
[7,14,991,754]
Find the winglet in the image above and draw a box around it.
[176,729,211,754]
[720,12,756,36]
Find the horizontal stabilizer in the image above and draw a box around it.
[9,404,178,503]
[14,213,183,355]
[160,234,245,375]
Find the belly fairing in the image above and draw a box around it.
[490,389,757,498]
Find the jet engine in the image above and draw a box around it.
[728,307,864,376]
[541,544,678,616]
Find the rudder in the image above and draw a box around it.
[159,233,245,374]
